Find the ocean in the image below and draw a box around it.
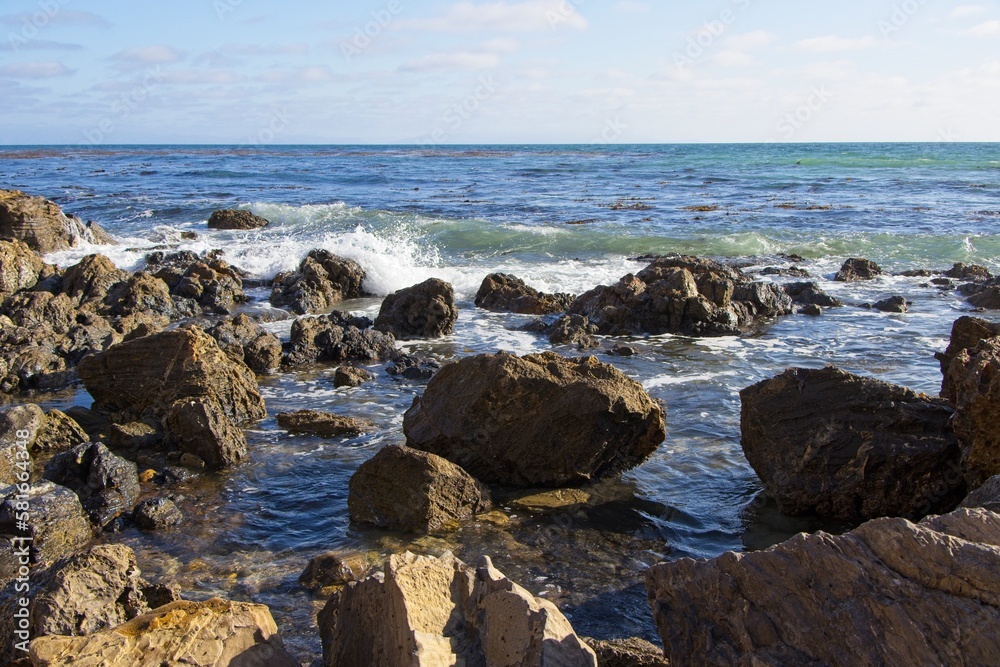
[3,142,999,659]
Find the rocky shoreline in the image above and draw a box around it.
[1,188,1000,665]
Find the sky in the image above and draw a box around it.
[1,0,999,144]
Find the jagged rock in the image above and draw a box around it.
[873,295,909,313]
[43,442,140,528]
[270,250,367,315]
[78,325,265,425]
[569,256,793,337]
[374,278,458,340]
[132,497,183,530]
[834,257,882,281]
[321,551,596,667]
[333,365,374,387]
[102,272,174,318]
[962,475,1000,512]
[32,409,89,454]
[299,551,381,591]
[968,286,1000,310]
[147,252,247,315]
[0,239,44,299]
[283,317,396,367]
[0,482,92,566]
[945,336,1000,487]
[946,262,992,282]
[207,313,282,373]
[474,273,575,314]
[2,291,76,334]
[645,507,1000,667]
[163,398,248,469]
[0,189,114,254]
[740,366,964,520]
[385,354,439,382]
[801,304,822,316]
[784,281,842,308]
[107,420,163,450]
[583,637,669,667]
[937,316,1000,401]
[348,445,491,533]
[207,208,269,230]
[61,254,128,306]
[404,351,666,487]
[29,598,299,667]
[0,405,43,484]
[276,410,374,438]
[545,314,600,349]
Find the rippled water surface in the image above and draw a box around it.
[4,143,1000,661]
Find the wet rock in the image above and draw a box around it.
[404,351,666,487]
[61,254,128,306]
[800,303,823,316]
[385,354,439,382]
[107,420,162,450]
[834,257,882,281]
[546,314,600,349]
[348,445,492,533]
[944,336,1000,487]
[32,409,89,453]
[0,482,92,566]
[276,410,374,438]
[133,497,183,530]
[899,268,935,277]
[270,250,367,315]
[570,255,792,337]
[207,313,282,373]
[474,273,575,314]
[29,598,299,667]
[510,488,590,511]
[62,406,111,443]
[284,316,397,367]
[207,208,269,230]
[609,344,637,356]
[936,316,1000,401]
[163,398,248,469]
[78,325,266,425]
[645,507,1000,667]
[0,189,114,254]
[147,252,247,315]
[0,239,45,299]
[321,551,596,667]
[299,551,381,591]
[333,365,374,387]
[740,366,964,520]
[583,637,669,667]
[758,266,810,278]
[873,295,909,313]
[945,262,992,282]
[374,278,458,340]
[784,281,842,307]
[43,442,140,528]
[968,286,1000,310]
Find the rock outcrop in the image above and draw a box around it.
[937,316,1000,401]
[0,239,46,299]
[783,281,842,308]
[0,482,92,566]
[270,250,366,315]
[29,598,298,667]
[944,336,1000,486]
[283,315,397,367]
[740,366,964,520]
[145,251,247,315]
[374,278,458,340]
[404,351,665,487]
[43,442,140,528]
[207,208,269,230]
[276,410,374,438]
[0,189,115,254]
[569,256,793,337]
[645,507,1000,667]
[321,551,596,667]
[348,445,491,533]
[207,314,282,373]
[474,273,575,314]
[834,257,882,281]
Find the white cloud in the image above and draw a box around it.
[480,38,521,53]
[613,1,650,13]
[793,35,877,53]
[965,19,1000,36]
[950,4,989,18]
[401,52,501,71]
[161,70,245,85]
[110,45,186,66]
[726,30,775,50]
[0,61,73,78]
[714,51,752,67]
[397,1,587,33]
[256,66,341,83]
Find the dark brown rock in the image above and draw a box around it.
[374,278,458,340]
[968,286,1000,310]
[207,313,282,373]
[270,250,366,315]
[163,398,248,469]
[583,637,668,667]
[61,254,128,306]
[834,257,882,281]
[276,410,374,438]
[404,351,666,487]
[102,272,174,318]
[33,409,89,454]
[0,189,115,254]
[333,365,374,388]
[873,295,909,313]
[147,252,247,315]
[283,317,396,367]
[0,239,44,299]
[207,209,269,230]
[961,475,1000,512]
[784,281,842,308]
[546,314,600,349]
[299,551,380,591]
[645,507,1000,667]
[474,273,575,314]
[348,445,491,533]
[945,262,992,282]
[936,316,1000,401]
[740,366,964,520]
[132,497,183,530]
[945,337,1000,487]
[43,442,140,528]
[0,482,93,566]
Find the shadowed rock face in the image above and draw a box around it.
[404,351,665,487]
[475,273,575,315]
[0,189,115,254]
[945,337,1000,487]
[646,507,1000,667]
[740,366,964,521]
[834,257,882,281]
[936,316,1000,401]
[374,278,458,340]
[270,250,367,315]
[207,208,269,230]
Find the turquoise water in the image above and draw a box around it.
[2,143,999,660]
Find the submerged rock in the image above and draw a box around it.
[276,410,374,438]
[404,351,665,487]
[270,250,367,315]
[645,507,1000,667]
[834,257,882,281]
[29,598,299,667]
[944,336,1000,486]
[374,278,458,340]
[740,366,964,520]
[133,497,183,530]
[321,551,596,667]
[0,189,115,254]
[207,208,269,230]
[348,445,492,533]
[873,295,909,313]
[300,551,381,591]
[474,273,575,315]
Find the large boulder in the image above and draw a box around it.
[944,336,1000,487]
[162,398,249,469]
[348,445,492,533]
[207,208,269,230]
[0,189,114,254]
[207,314,282,373]
[374,278,458,340]
[29,598,298,667]
[968,286,1000,309]
[569,256,793,337]
[102,272,175,319]
[937,316,1000,401]
[474,273,575,314]
[78,325,265,425]
[61,254,128,306]
[645,507,1000,667]
[32,409,89,453]
[740,367,964,520]
[0,239,45,299]
[43,442,139,528]
[404,351,665,487]
[0,482,92,566]
[0,405,43,485]
[270,250,367,315]
[283,315,396,367]
[834,257,882,281]
[321,551,596,667]
[146,252,247,315]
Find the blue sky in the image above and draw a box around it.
[1,0,998,144]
